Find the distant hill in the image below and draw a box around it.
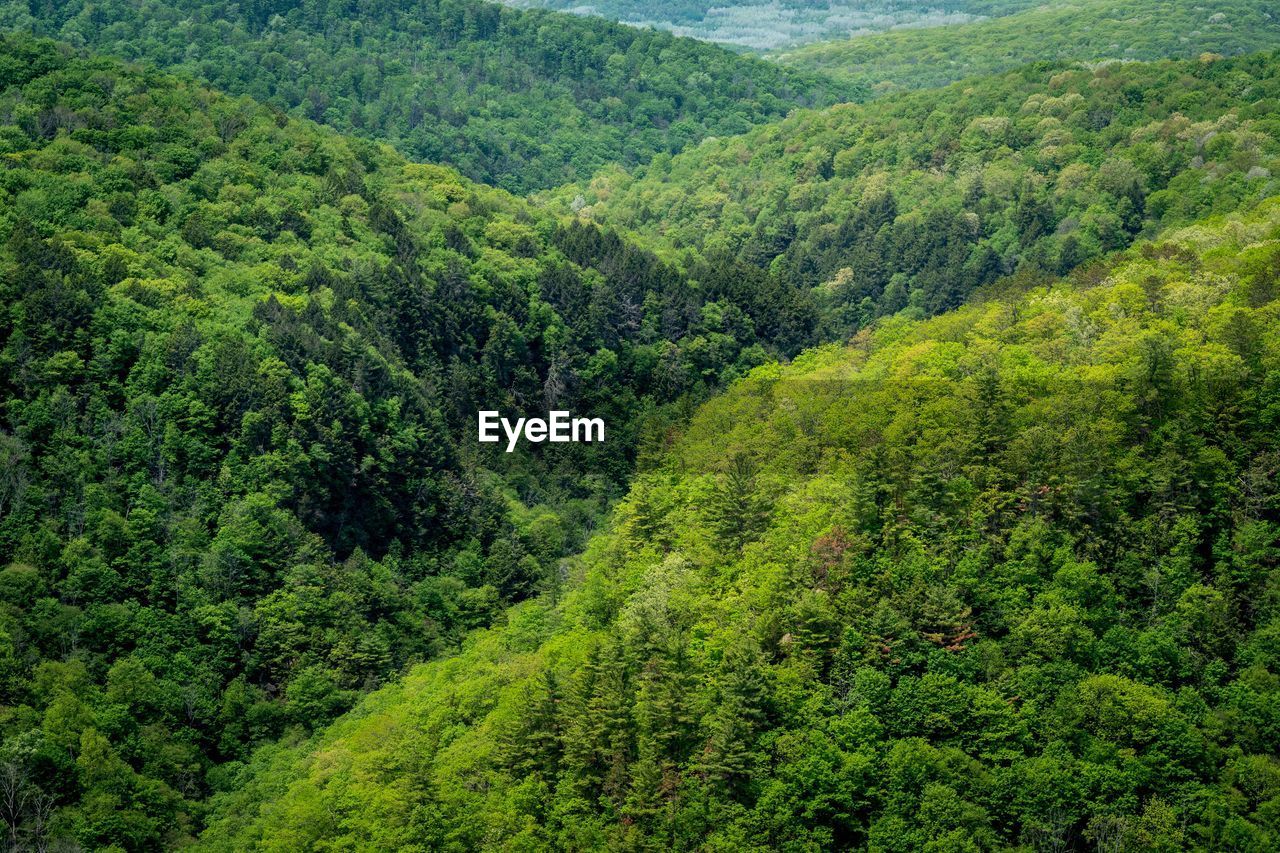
[497,0,1045,51]
[554,50,1280,333]
[774,0,1280,92]
[0,0,855,193]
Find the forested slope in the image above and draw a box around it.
[557,51,1280,334]
[774,0,1280,93]
[0,34,818,849]
[4,10,1280,852]
[199,193,1280,851]
[0,0,854,193]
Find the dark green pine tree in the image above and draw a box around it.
[625,649,699,829]
[501,668,564,780]
[705,453,770,550]
[695,640,768,796]
[560,637,634,808]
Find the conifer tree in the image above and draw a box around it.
[704,453,769,550]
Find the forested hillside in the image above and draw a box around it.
[558,51,1280,334]
[0,0,853,193]
[4,0,1280,848]
[199,195,1280,851]
[774,0,1280,93]
[0,34,824,849]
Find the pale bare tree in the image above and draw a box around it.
[28,789,55,853]
[0,433,28,520]
[1086,814,1128,853]
[0,760,29,852]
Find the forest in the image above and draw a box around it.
[0,0,1277,850]
[0,33,824,847]
[0,0,851,192]
[555,50,1280,330]
[774,0,1280,93]
[203,189,1280,853]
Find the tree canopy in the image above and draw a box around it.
[774,0,1280,94]
[2,6,1280,851]
[0,0,856,193]
[0,33,821,848]
[197,192,1280,852]
[557,50,1280,333]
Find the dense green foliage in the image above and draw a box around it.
[0,34,819,849]
[0,0,854,193]
[558,51,1280,335]
[5,2,1280,848]
[201,197,1280,851]
[774,0,1280,94]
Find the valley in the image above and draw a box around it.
[0,1,1277,850]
